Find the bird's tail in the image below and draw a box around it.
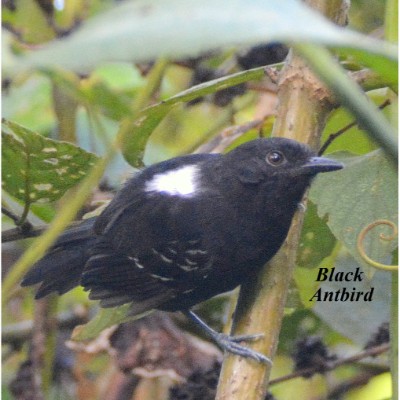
[21,218,97,299]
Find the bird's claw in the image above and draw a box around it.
[184,311,271,364]
[226,333,265,343]
[215,333,272,365]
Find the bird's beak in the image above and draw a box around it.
[302,156,343,174]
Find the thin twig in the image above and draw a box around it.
[319,99,391,155]
[3,309,88,346]
[270,342,390,386]
[2,220,86,243]
[2,206,36,239]
[2,206,21,224]
[2,225,47,243]
[195,117,267,154]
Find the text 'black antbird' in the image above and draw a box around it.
[22,138,343,363]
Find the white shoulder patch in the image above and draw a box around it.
[145,165,200,197]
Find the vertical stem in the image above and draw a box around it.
[384,0,398,397]
[293,43,397,161]
[40,295,58,398]
[385,0,398,44]
[391,271,398,399]
[215,2,348,399]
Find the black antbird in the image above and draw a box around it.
[22,138,342,363]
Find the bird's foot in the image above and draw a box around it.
[212,332,272,364]
[184,310,271,365]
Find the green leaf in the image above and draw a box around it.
[294,44,397,162]
[1,74,54,133]
[41,68,135,121]
[121,67,265,167]
[81,80,133,121]
[121,104,172,167]
[297,201,336,268]
[2,119,98,204]
[320,89,392,156]
[7,0,396,75]
[71,304,146,341]
[309,150,398,276]
[338,47,398,88]
[2,0,55,44]
[313,253,391,346]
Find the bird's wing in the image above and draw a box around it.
[80,196,223,313]
[81,249,178,311]
[81,157,235,314]
[93,153,218,235]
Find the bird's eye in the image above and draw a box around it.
[266,151,285,166]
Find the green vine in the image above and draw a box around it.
[357,219,398,271]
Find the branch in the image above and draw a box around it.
[294,43,398,162]
[1,218,91,243]
[319,99,391,155]
[2,225,47,243]
[215,1,350,399]
[2,309,89,347]
[270,343,390,386]
[2,206,34,230]
[195,118,267,154]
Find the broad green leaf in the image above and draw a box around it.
[294,265,328,309]
[1,74,54,132]
[2,120,98,204]
[91,63,145,90]
[41,68,135,121]
[338,48,397,88]
[6,0,396,76]
[345,373,392,400]
[297,201,336,268]
[313,253,391,346]
[294,44,397,162]
[320,89,392,156]
[71,304,145,341]
[295,244,339,309]
[81,80,133,121]
[29,204,56,223]
[121,105,172,167]
[279,309,326,352]
[309,150,398,276]
[2,0,55,44]
[122,67,265,167]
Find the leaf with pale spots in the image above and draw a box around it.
[309,150,398,277]
[2,119,99,204]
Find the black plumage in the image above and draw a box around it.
[22,137,342,362]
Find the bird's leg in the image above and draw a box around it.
[184,310,272,364]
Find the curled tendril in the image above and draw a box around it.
[357,219,398,271]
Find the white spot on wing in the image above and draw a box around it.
[184,258,197,266]
[150,274,174,282]
[186,249,207,255]
[128,256,144,269]
[152,248,173,263]
[178,264,199,272]
[145,165,200,197]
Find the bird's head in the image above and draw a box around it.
[223,137,343,186]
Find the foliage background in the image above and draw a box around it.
[2,0,397,399]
